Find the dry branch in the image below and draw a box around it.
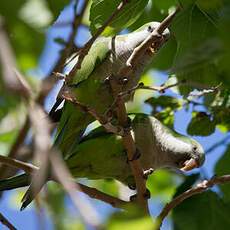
[0,213,16,230]
[0,153,128,210]
[108,7,180,215]
[66,0,129,83]
[156,175,230,229]
[50,151,101,228]
[0,1,89,179]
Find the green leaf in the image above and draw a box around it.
[145,96,182,128]
[151,36,177,70]
[170,5,225,95]
[107,208,155,230]
[88,179,119,197]
[173,173,199,197]
[213,106,230,132]
[187,112,216,136]
[145,95,181,111]
[147,170,180,201]
[46,0,69,22]
[0,130,18,154]
[154,0,177,12]
[89,0,149,36]
[215,145,230,202]
[172,191,230,230]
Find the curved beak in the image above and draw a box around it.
[180,158,200,171]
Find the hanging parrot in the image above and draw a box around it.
[0,114,205,209]
[51,22,170,158]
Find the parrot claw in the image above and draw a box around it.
[49,108,63,122]
[123,117,132,134]
[127,148,141,163]
[143,168,154,179]
[143,189,151,199]
[129,194,136,202]
[129,189,151,201]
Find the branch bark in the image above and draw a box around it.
[0,154,128,210]
[0,213,16,230]
[156,175,230,229]
[107,7,180,215]
[66,0,129,83]
[0,1,89,179]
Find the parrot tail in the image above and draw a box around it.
[0,173,30,191]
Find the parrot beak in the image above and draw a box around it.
[147,35,169,54]
[180,158,199,171]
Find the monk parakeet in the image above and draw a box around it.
[0,114,205,209]
[52,22,170,158]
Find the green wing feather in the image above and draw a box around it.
[70,37,111,85]
[55,37,111,157]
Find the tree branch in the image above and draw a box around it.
[0,155,38,174]
[0,1,89,179]
[0,153,127,210]
[156,175,230,229]
[61,87,124,135]
[107,7,180,215]
[65,0,129,83]
[109,78,150,214]
[119,7,180,77]
[0,213,16,230]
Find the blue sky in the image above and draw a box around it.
[0,1,229,229]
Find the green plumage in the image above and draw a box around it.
[0,114,205,206]
[54,22,170,158]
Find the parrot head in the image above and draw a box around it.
[117,21,170,59]
[134,21,170,53]
[165,137,205,172]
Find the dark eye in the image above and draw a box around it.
[193,146,197,152]
[147,25,153,32]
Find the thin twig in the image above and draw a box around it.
[119,7,180,77]
[0,212,17,230]
[0,118,30,179]
[0,155,37,173]
[109,78,150,214]
[65,0,129,83]
[38,0,89,101]
[50,151,101,228]
[205,135,230,155]
[107,7,180,215]
[0,1,89,179]
[0,153,127,210]
[78,183,128,208]
[0,17,29,97]
[156,175,230,229]
[61,87,124,135]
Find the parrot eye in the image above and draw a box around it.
[192,146,197,152]
[147,26,153,32]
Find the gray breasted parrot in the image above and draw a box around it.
[52,22,170,158]
[0,114,205,209]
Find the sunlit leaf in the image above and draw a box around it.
[90,0,149,36]
[215,145,230,202]
[187,112,216,136]
[172,191,230,230]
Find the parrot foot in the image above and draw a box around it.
[143,189,151,199]
[143,168,154,180]
[118,77,129,85]
[129,189,151,201]
[127,148,141,163]
[123,117,132,134]
[49,108,63,122]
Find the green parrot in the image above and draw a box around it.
[0,114,205,209]
[51,22,170,158]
